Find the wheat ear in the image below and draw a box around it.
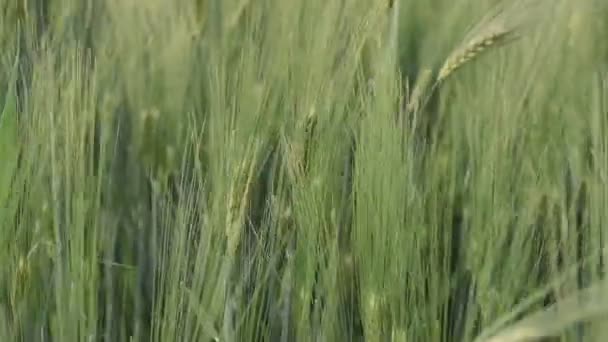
[435,0,553,84]
[437,24,518,83]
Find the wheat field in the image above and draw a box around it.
[1,0,608,341]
